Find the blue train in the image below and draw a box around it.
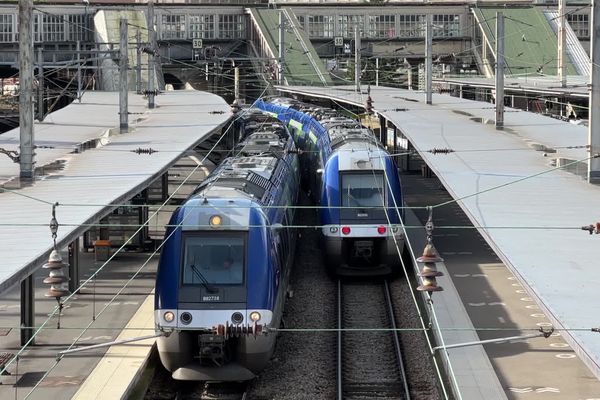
[155,108,299,381]
[257,98,405,276]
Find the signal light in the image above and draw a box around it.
[377,226,386,234]
[341,226,351,235]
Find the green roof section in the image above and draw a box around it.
[472,7,577,77]
[250,8,332,86]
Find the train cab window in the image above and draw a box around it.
[341,172,386,208]
[182,235,245,285]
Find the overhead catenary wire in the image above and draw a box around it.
[0,325,595,333]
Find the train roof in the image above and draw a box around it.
[192,108,295,205]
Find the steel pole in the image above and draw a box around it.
[589,0,600,182]
[136,30,142,94]
[147,0,155,108]
[37,47,44,121]
[234,66,240,102]
[425,14,432,105]
[558,0,567,88]
[76,40,82,102]
[355,26,361,93]
[279,12,285,86]
[119,18,128,133]
[495,12,505,129]
[19,0,34,180]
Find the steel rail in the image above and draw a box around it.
[384,279,411,399]
[337,280,412,399]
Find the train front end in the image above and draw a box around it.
[320,148,405,276]
[155,196,276,381]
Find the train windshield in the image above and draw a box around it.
[182,235,245,285]
[341,172,386,208]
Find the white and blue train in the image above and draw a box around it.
[155,109,299,381]
[257,98,405,276]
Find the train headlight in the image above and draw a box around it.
[210,215,222,227]
[329,227,338,234]
[341,226,351,235]
[392,226,399,233]
[163,311,175,323]
[250,311,261,322]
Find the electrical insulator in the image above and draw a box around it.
[416,241,444,263]
[231,99,241,114]
[43,249,70,299]
[416,241,444,293]
[365,95,373,114]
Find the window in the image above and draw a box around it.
[67,14,88,41]
[308,15,334,38]
[182,235,245,286]
[337,15,364,38]
[41,14,64,42]
[296,15,305,31]
[398,14,425,38]
[567,13,589,38]
[341,173,385,208]
[369,15,395,38]
[161,14,185,39]
[0,14,13,42]
[433,14,460,38]
[218,14,244,39]
[189,15,214,39]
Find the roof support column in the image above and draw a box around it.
[589,0,600,183]
[68,239,80,294]
[20,274,35,345]
[495,12,504,130]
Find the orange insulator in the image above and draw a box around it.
[416,242,444,263]
[42,249,70,299]
[418,263,444,278]
[417,275,444,292]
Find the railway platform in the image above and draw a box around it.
[0,250,157,400]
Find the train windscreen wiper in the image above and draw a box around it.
[190,264,218,293]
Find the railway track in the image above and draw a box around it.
[143,363,248,399]
[337,280,410,400]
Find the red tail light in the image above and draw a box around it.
[377,226,386,234]
[341,226,351,235]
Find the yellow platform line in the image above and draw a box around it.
[71,292,156,400]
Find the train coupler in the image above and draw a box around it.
[212,321,266,339]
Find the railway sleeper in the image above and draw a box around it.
[344,380,405,398]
